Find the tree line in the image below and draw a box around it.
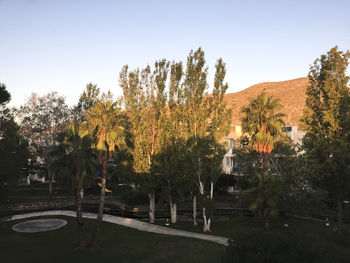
[0,46,349,247]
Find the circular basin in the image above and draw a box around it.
[12,219,67,233]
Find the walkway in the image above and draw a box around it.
[4,210,229,246]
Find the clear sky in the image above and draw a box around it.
[1,0,350,108]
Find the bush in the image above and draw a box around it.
[222,229,348,263]
[119,190,148,206]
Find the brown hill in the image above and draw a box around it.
[224,77,309,127]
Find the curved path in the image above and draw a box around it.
[3,210,229,246]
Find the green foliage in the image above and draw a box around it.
[0,83,10,104]
[248,173,282,217]
[50,122,96,191]
[271,140,325,214]
[118,189,149,206]
[78,83,100,111]
[0,83,12,133]
[0,120,28,202]
[241,92,285,158]
[81,92,128,156]
[301,46,350,221]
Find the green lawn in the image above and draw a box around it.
[155,216,350,261]
[0,216,225,263]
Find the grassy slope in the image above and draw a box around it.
[0,216,225,263]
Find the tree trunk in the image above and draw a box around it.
[74,170,87,247]
[193,194,197,226]
[90,157,108,246]
[169,199,177,224]
[203,181,214,232]
[262,153,269,174]
[263,207,270,231]
[337,197,343,224]
[48,170,53,200]
[203,206,211,232]
[148,193,155,223]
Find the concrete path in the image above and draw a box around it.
[3,210,229,246]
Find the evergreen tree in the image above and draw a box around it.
[0,85,28,203]
[0,83,12,135]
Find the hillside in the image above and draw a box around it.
[224,77,309,127]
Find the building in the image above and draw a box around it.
[222,124,306,193]
[222,125,242,175]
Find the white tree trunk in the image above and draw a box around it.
[170,201,177,224]
[193,194,197,226]
[203,206,211,232]
[148,193,155,223]
[203,181,214,232]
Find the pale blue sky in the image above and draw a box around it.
[1,0,349,107]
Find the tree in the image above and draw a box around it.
[0,84,28,203]
[78,83,100,111]
[50,122,95,247]
[0,83,12,135]
[0,119,28,204]
[81,92,128,246]
[16,92,71,197]
[241,92,285,230]
[241,92,286,173]
[301,46,350,224]
[120,61,169,223]
[182,49,231,232]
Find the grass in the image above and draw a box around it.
[154,216,350,261]
[0,216,225,263]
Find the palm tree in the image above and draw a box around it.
[50,121,94,247]
[249,173,282,230]
[80,92,128,246]
[241,92,285,173]
[241,92,285,230]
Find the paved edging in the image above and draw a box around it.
[3,210,229,246]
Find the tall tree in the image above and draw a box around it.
[0,84,28,203]
[81,92,128,245]
[183,49,231,232]
[78,83,101,112]
[0,122,28,204]
[16,92,71,198]
[241,92,285,230]
[0,83,12,135]
[50,122,95,247]
[156,61,189,224]
[120,61,169,223]
[241,92,285,173]
[301,46,350,224]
